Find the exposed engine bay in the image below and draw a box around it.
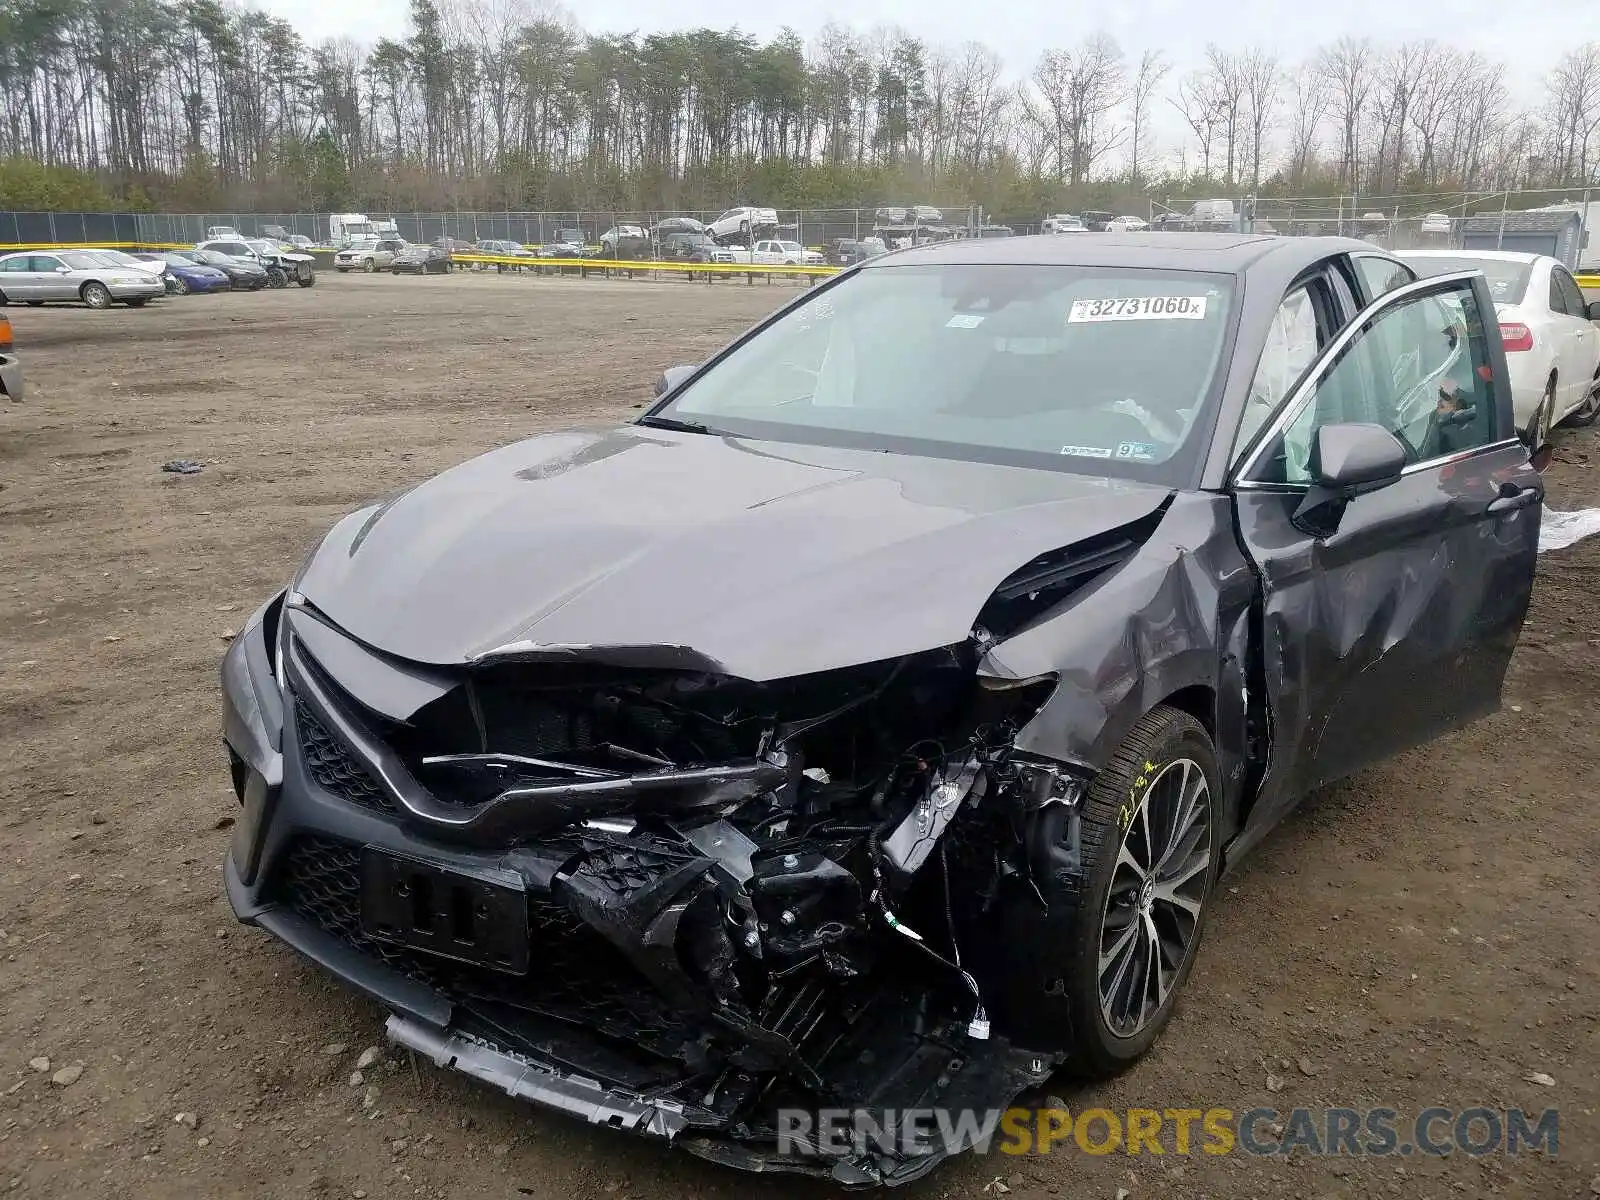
[267,604,1100,1185]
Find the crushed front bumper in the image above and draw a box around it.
[220,608,1056,1186]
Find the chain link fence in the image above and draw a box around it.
[0,207,980,255]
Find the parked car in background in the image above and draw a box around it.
[335,238,407,273]
[707,206,778,244]
[658,231,718,263]
[974,224,1015,238]
[245,238,316,288]
[197,238,314,288]
[391,243,454,275]
[750,239,825,267]
[1041,214,1089,234]
[1400,249,1600,449]
[0,249,165,308]
[134,251,231,294]
[206,225,241,240]
[285,235,315,250]
[600,225,651,259]
[910,204,943,224]
[1420,213,1453,236]
[84,248,168,283]
[260,224,293,241]
[1106,215,1150,232]
[651,216,705,239]
[0,311,21,401]
[827,238,872,265]
[1081,210,1116,231]
[539,229,589,259]
[181,248,267,290]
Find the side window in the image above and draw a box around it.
[1,257,31,272]
[1248,279,1498,484]
[1548,271,1571,316]
[1235,283,1324,460]
[1554,268,1586,318]
[32,255,62,272]
[1352,255,1415,304]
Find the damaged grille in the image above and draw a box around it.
[296,704,396,814]
[274,835,699,1068]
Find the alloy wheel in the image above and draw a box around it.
[82,282,111,309]
[1098,758,1213,1039]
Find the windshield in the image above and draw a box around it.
[1405,255,1531,304]
[60,251,117,269]
[654,264,1235,481]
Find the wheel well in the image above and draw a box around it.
[1159,685,1215,742]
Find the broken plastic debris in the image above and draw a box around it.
[1538,508,1600,554]
[162,459,204,475]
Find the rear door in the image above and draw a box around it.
[1230,271,1540,828]
[31,254,72,300]
[1550,264,1599,415]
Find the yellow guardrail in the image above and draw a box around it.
[1578,274,1599,290]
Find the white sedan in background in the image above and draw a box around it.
[1401,249,1600,449]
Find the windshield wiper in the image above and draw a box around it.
[636,414,722,435]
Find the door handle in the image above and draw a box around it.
[1487,485,1539,515]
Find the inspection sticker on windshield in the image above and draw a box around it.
[1068,296,1209,323]
[1060,444,1114,458]
[946,314,986,329]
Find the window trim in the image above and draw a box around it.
[1230,269,1492,487]
[1347,251,1416,305]
[1229,272,1340,465]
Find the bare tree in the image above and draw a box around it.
[1545,44,1600,183]
[1128,49,1169,184]
[1315,36,1374,192]
[1171,70,1222,178]
[1029,34,1126,185]
[1285,63,1327,188]
[1239,49,1279,190]
[1201,43,1247,184]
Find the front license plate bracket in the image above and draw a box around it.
[359,849,531,975]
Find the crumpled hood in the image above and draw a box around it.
[295,426,1172,681]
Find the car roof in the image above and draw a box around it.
[859,232,1380,275]
[1399,248,1545,264]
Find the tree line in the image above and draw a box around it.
[0,0,1597,219]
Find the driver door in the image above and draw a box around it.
[1230,271,1541,830]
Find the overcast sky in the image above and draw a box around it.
[259,0,1576,113]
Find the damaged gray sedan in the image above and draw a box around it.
[222,233,1542,1184]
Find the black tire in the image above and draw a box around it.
[981,704,1221,1080]
[1569,368,1600,428]
[266,267,288,289]
[81,281,112,309]
[0,287,8,305]
[363,258,376,273]
[296,270,315,288]
[173,276,191,295]
[1526,378,1555,453]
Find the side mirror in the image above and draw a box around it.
[1587,300,1600,322]
[654,364,699,397]
[1311,422,1408,493]
[1291,422,1408,538]
[56,266,71,274]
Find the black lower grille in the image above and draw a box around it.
[296,706,395,813]
[275,836,695,1060]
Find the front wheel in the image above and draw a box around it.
[363,257,376,273]
[81,281,112,309]
[266,267,288,289]
[296,271,315,288]
[982,705,1221,1079]
[173,277,191,295]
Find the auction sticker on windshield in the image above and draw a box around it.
[1068,296,1209,323]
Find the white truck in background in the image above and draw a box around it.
[329,214,399,245]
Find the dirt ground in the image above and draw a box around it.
[2,272,1597,1200]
